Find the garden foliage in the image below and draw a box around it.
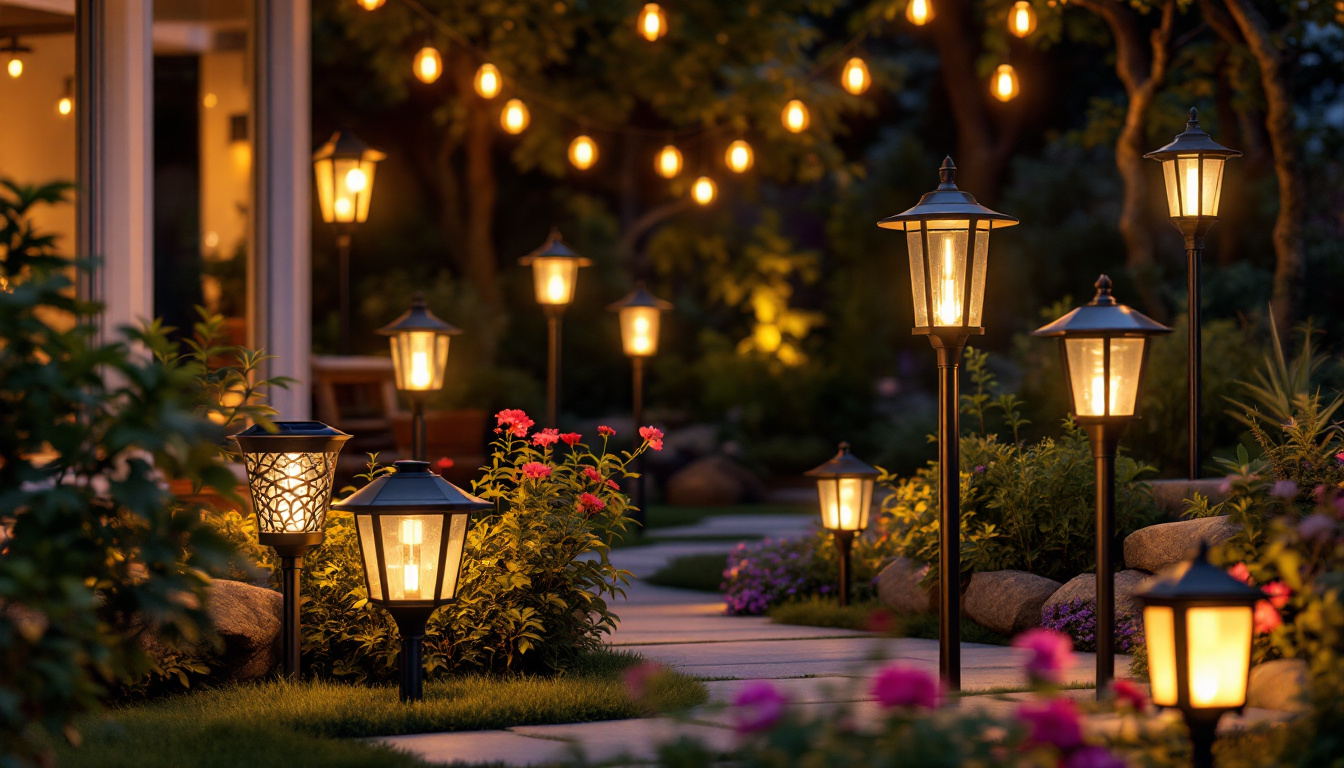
[721,531,887,616]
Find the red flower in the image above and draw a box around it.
[639,425,664,451]
[521,462,551,480]
[1111,679,1148,712]
[434,457,454,476]
[583,467,602,483]
[1227,562,1252,585]
[579,492,606,516]
[606,479,620,490]
[1254,599,1283,634]
[495,408,534,437]
[1262,580,1291,610]
[598,425,616,437]
[532,428,560,448]
[561,432,582,446]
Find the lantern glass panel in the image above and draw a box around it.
[816,477,873,531]
[390,330,450,391]
[927,226,969,327]
[1162,155,1225,218]
[1143,605,1178,707]
[1187,605,1253,708]
[354,159,378,222]
[314,158,335,222]
[331,158,361,223]
[1064,337,1146,417]
[437,513,470,600]
[905,231,928,327]
[380,513,444,601]
[357,514,383,600]
[532,259,579,305]
[244,451,339,533]
[967,221,990,326]
[619,306,661,357]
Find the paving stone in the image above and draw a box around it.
[509,718,737,764]
[374,730,571,766]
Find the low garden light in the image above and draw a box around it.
[608,283,674,527]
[1034,275,1171,697]
[842,57,870,95]
[413,46,442,84]
[878,156,1017,690]
[378,293,462,462]
[638,3,667,41]
[1008,1,1037,37]
[501,98,530,134]
[1145,108,1240,481]
[804,443,879,607]
[782,99,810,133]
[335,460,491,702]
[232,421,351,679]
[1135,545,1263,768]
[313,129,386,354]
[656,144,683,178]
[474,63,501,99]
[725,140,754,173]
[520,230,591,426]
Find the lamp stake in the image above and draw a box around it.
[281,555,303,679]
[546,309,562,427]
[631,355,646,529]
[931,330,968,692]
[337,231,353,355]
[1086,422,1124,698]
[833,529,855,608]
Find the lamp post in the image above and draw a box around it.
[1033,275,1171,697]
[1135,545,1263,768]
[804,443,879,607]
[520,229,591,427]
[1145,108,1239,480]
[231,421,351,679]
[878,156,1018,691]
[607,282,673,528]
[313,129,386,355]
[334,460,491,702]
[378,293,463,461]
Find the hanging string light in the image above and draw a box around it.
[474,63,502,99]
[2,37,29,79]
[414,46,442,84]
[1008,1,1037,37]
[501,98,530,134]
[906,0,933,26]
[725,140,754,173]
[656,144,683,178]
[356,0,386,9]
[569,135,598,170]
[841,57,870,96]
[992,63,1020,102]
[782,99,810,133]
[57,77,73,116]
[637,3,668,42]
[691,176,716,205]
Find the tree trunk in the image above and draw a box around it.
[1221,0,1304,337]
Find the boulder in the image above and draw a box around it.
[963,570,1063,636]
[1041,570,1151,619]
[1147,478,1231,519]
[144,579,282,681]
[1123,516,1240,573]
[1247,659,1309,712]
[876,557,937,615]
[665,455,766,506]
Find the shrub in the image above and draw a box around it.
[721,530,890,615]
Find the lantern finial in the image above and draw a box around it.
[838,440,851,453]
[938,157,957,187]
[1188,107,1199,126]
[1091,275,1116,307]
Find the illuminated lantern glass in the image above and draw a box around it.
[378,293,462,393]
[842,57,870,95]
[474,63,502,99]
[358,0,386,9]
[313,129,386,225]
[638,3,667,41]
[805,443,879,532]
[725,140,754,173]
[878,157,1017,334]
[608,283,673,358]
[1032,276,1171,421]
[691,176,716,205]
[1145,108,1241,226]
[520,229,591,307]
[232,422,351,553]
[906,0,933,25]
[992,64,1020,102]
[501,98,530,134]
[782,99,810,133]
[569,135,598,170]
[656,144,683,178]
[414,46,442,83]
[1008,1,1037,37]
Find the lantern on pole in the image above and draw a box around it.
[334,460,491,702]
[313,129,386,354]
[378,293,462,462]
[804,443,879,607]
[232,422,351,679]
[1034,275,1171,697]
[520,230,591,426]
[1145,108,1240,481]
[878,156,1017,690]
[607,283,673,528]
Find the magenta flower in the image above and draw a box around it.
[521,462,551,480]
[731,681,788,734]
[583,466,603,483]
[1018,698,1083,750]
[1013,627,1074,685]
[622,661,664,702]
[579,492,606,516]
[1111,679,1148,712]
[598,425,616,437]
[870,664,939,710]
[1065,746,1126,768]
[532,428,560,448]
[560,432,582,446]
[1227,562,1252,585]
[639,425,664,451]
[494,408,534,437]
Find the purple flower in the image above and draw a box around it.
[1018,698,1083,750]
[973,464,986,474]
[1065,746,1126,768]
[1271,480,1298,499]
[870,664,940,710]
[1013,627,1074,685]
[731,681,788,734]
[1218,475,1235,495]
[1298,513,1335,542]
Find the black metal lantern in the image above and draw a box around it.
[1034,275,1170,697]
[877,156,1017,692]
[520,229,591,427]
[607,283,674,529]
[334,460,491,702]
[804,443,879,607]
[1135,545,1263,768]
[377,293,463,461]
[313,128,386,354]
[232,421,351,679]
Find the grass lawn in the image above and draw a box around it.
[645,552,729,591]
[55,651,705,768]
[768,597,1012,646]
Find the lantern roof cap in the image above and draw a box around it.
[313,128,387,163]
[1135,543,1264,606]
[877,157,1018,230]
[230,420,351,454]
[804,442,881,479]
[1145,108,1242,160]
[519,228,593,266]
[607,281,673,312]
[334,460,492,512]
[1032,275,1172,338]
[377,292,462,336]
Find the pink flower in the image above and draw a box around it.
[495,408,534,437]
[583,467,602,483]
[870,664,939,710]
[1271,480,1298,499]
[606,478,620,490]
[532,428,561,448]
[1065,746,1126,768]
[1227,562,1252,585]
[521,462,551,480]
[639,425,664,451]
[579,492,606,516]
[598,425,616,437]
[561,432,582,446]
[1298,513,1335,542]
[1254,600,1283,634]
[1017,698,1083,750]
[1111,679,1148,712]
[1336,451,1344,464]
[1013,628,1074,685]
[731,681,788,734]
[1263,580,1291,610]
[622,661,664,702]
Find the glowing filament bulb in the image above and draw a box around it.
[632,316,652,353]
[782,99,809,133]
[501,99,530,134]
[936,238,960,325]
[656,144,683,178]
[569,135,598,170]
[334,197,353,220]
[992,64,1020,102]
[57,97,72,116]
[400,518,423,597]
[344,167,368,193]
[842,57,870,95]
[277,456,307,530]
[638,3,667,41]
[725,140,753,173]
[7,58,21,78]
[692,176,716,205]
[357,0,386,9]
[414,47,442,84]
[410,351,432,389]
[547,274,567,302]
[1184,161,1199,216]
[839,482,857,528]
[1008,1,1037,37]
[474,63,501,99]
[402,517,423,545]
[906,0,933,26]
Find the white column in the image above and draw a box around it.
[251,0,312,420]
